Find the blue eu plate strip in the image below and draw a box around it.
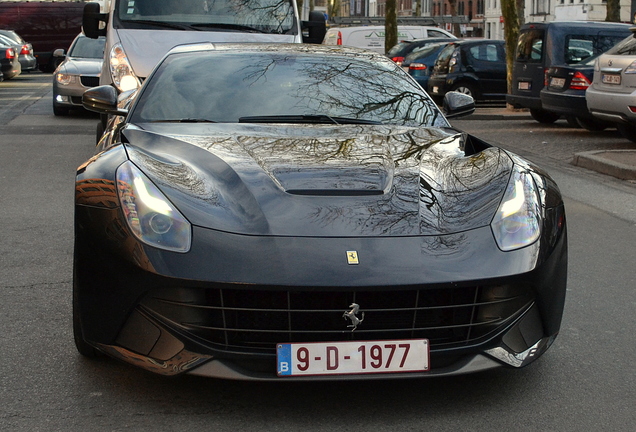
[277,344,291,376]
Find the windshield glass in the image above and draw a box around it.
[130,49,446,127]
[69,36,106,58]
[116,0,295,34]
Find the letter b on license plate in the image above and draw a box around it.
[277,339,429,377]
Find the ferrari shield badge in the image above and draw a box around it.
[347,251,359,265]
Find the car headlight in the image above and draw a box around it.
[491,169,541,252]
[110,43,141,92]
[56,72,76,85]
[116,161,191,253]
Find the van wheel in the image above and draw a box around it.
[617,123,636,143]
[451,83,476,98]
[530,108,560,124]
[576,117,610,132]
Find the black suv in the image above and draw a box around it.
[507,21,631,123]
[427,39,506,102]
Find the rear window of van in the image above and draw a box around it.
[516,29,544,62]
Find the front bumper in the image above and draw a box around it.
[74,201,567,379]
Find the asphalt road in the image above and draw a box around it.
[1,73,635,431]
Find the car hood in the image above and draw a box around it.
[59,58,102,75]
[122,123,513,237]
[116,29,299,79]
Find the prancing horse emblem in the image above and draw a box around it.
[343,303,364,331]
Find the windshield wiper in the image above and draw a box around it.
[238,115,382,125]
[190,23,270,33]
[150,118,218,123]
[122,19,192,30]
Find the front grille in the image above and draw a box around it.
[141,284,533,354]
[80,76,100,87]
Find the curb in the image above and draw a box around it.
[572,150,636,180]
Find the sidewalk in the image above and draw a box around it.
[471,106,636,181]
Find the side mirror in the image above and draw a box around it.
[53,48,65,58]
[302,11,326,44]
[83,2,108,39]
[83,85,128,116]
[442,91,475,119]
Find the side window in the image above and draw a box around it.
[565,36,594,64]
[469,44,500,62]
[427,30,451,39]
[516,29,544,62]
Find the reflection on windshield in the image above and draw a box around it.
[116,0,295,33]
[131,47,446,128]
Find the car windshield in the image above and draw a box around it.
[69,36,106,58]
[130,48,446,127]
[115,0,296,34]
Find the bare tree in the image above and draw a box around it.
[385,0,397,54]
[501,0,520,94]
[605,0,620,22]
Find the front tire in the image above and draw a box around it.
[73,247,100,358]
[530,108,560,124]
[451,83,476,99]
[53,101,69,117]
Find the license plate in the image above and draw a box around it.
[550,77,566,88]
[432,86,439,94]
[277,339,429,377]
[518,81,531,90]
[602,74,621,85]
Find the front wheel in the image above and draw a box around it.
[72,247,100,358]
[530,108,560,124]
[52,101,69,117]
[451,83,476,99]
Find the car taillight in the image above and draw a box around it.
[20,45,30,55]
[5,48,15,59]
[629,106,636,113]
[392,56,405,65]
[569,71,591,90]
[409,63,427,71]
[544,68,549,87]
[337,31,342,46]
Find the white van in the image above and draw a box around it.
[82,0,326,92]
[323,26,455,54]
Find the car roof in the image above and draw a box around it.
[167,42,392,58]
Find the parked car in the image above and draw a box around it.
[0,32,36,73]
[324,25,454,53]
[405,42,455,90]
[540,54,612,131]
[586,31,636,142]
[0,41,21,80]
[428,39,507,101]
[387,37,458,66]
[507,21,631,124]
[74,43,567,380]
[52,34,106,116]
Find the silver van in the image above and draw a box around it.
[83,0,326,92]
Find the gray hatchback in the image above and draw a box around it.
[52,33,105,116]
